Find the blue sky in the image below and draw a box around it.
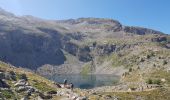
[0,0,169,34]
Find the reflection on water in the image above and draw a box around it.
[43,74,120,89]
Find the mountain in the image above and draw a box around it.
[0,8,170,100]
[0,8,169,76]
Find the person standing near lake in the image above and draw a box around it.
[64,79,67,87]
[70,83,74,91]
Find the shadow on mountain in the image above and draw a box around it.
[0,29,66,70]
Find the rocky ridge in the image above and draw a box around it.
[0,8,169,75]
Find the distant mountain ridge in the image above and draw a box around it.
[0,8,169,75]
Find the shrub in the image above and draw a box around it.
[146,78,161,85]
[163,60,168,65]
[137,66,140,70]
[146,78,153,84]
[146,55,150,59]
[153,79,161,85]
[18,73,27,81]
[129,68,133,72]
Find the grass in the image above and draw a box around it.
[108,51,139,68]
[110,53,124,67]
[80,63,91,75]
[122,70,143,82]
[100,88,170,100]
[32,81,56,92]
[145,69,170,86]
[0,90,16,99]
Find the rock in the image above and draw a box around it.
[166,43,170,49]
[17,86,35,93]
[63,42,78,56]
[20,96,29,100]
[39,92,52,99]
[0,79,9,88]
[151,36,167,42]
[37,96,43,100]
[123,26,162,35]
[14,79,27,87]
[26,86,35,94]
[92,92,97,95]
[161,78,166,82]
[35,88,39,92]
[96,44,116,56]
[55,83,61,88]
[71,96,78,100]
[9,71,17,81]
[66,32,85,41]
[0,72,5,79]
[4,71,16,81]
[113,96,119,100]
[76,96,87,100]
[57,91,65,96]
[77,46,92,62]
[17,86,27,92]
[0,69,4,72]
[47,90,57,95]
[103,95,112,99]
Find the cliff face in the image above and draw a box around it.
[0,27,66,69]
[0,9,169,74]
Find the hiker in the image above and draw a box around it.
[63,79,67,87]
[70,83,74,91]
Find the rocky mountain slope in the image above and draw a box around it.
[0,8,169,76]
[0,61,91,100]
[0,8,170,100]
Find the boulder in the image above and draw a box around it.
[17,86,35,93]
[17,86,27,92]
[151,36,167,42]
[76,96,87,100]
[26,86,35,92]
[14,79,27,87]
[4,71,16,81]
[0,72,5,79]
[38,92,52,99]
[103,95,112,99]
[20,96,29,100]
[71,96,78,100]
[0,79,9,88]
[166,43,170,49]
[47,90,57,95]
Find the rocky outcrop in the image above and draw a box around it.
[151,36,167,42]
[166,43,170,49]
[0,79,9,88]
[95,44,116,56]
[0,28,66,69]
[62,42,79,56]
[58,18,123,32]
[66,32,86,41]
[123,26,163,35]
[78,46,92,62]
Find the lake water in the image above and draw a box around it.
[43,74,120,89]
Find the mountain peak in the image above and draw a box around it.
[57,18,121,25]
[0,7,15,17]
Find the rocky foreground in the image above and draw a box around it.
[1,60,170,100]
[0,61,88,100]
